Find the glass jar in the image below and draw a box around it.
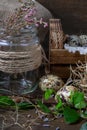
[0,25,42,95]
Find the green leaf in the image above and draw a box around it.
[55,102,62,110]
[55,96,63,110]
[17,102,34,110]
[0,96,15,106]
[80,111,87,119]
[80,122,87,130]
[63,106,80,124]
[44,89,54,100]
[70,91,86,109]
[37,100,51,113]
[75,101,87,109]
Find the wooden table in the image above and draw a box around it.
[0,109,85,130]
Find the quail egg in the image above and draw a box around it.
[79,35,87,47]
[67,35,81,47]
[55,85,78,104]
[39,74,64,91]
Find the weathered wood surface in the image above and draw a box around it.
[37,0,87,34]
[0,108,85,130]
[50,49,85,64]
[50,49,85,79]
[50,65,72,79]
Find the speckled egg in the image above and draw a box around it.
[67,35,81,47]
[39,74,64,91]
[79,35,87,47]
[55,85,78,103]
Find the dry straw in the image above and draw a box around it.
[70,61,87,99]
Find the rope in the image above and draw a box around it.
[0,44,42,73]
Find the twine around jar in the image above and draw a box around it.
[0,44,42,73]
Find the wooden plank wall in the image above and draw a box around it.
[37,0,87,34]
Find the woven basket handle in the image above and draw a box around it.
[49,19,65,49]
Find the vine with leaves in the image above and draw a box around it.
[0,88,87,130]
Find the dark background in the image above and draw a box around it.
[37,0,87,35]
